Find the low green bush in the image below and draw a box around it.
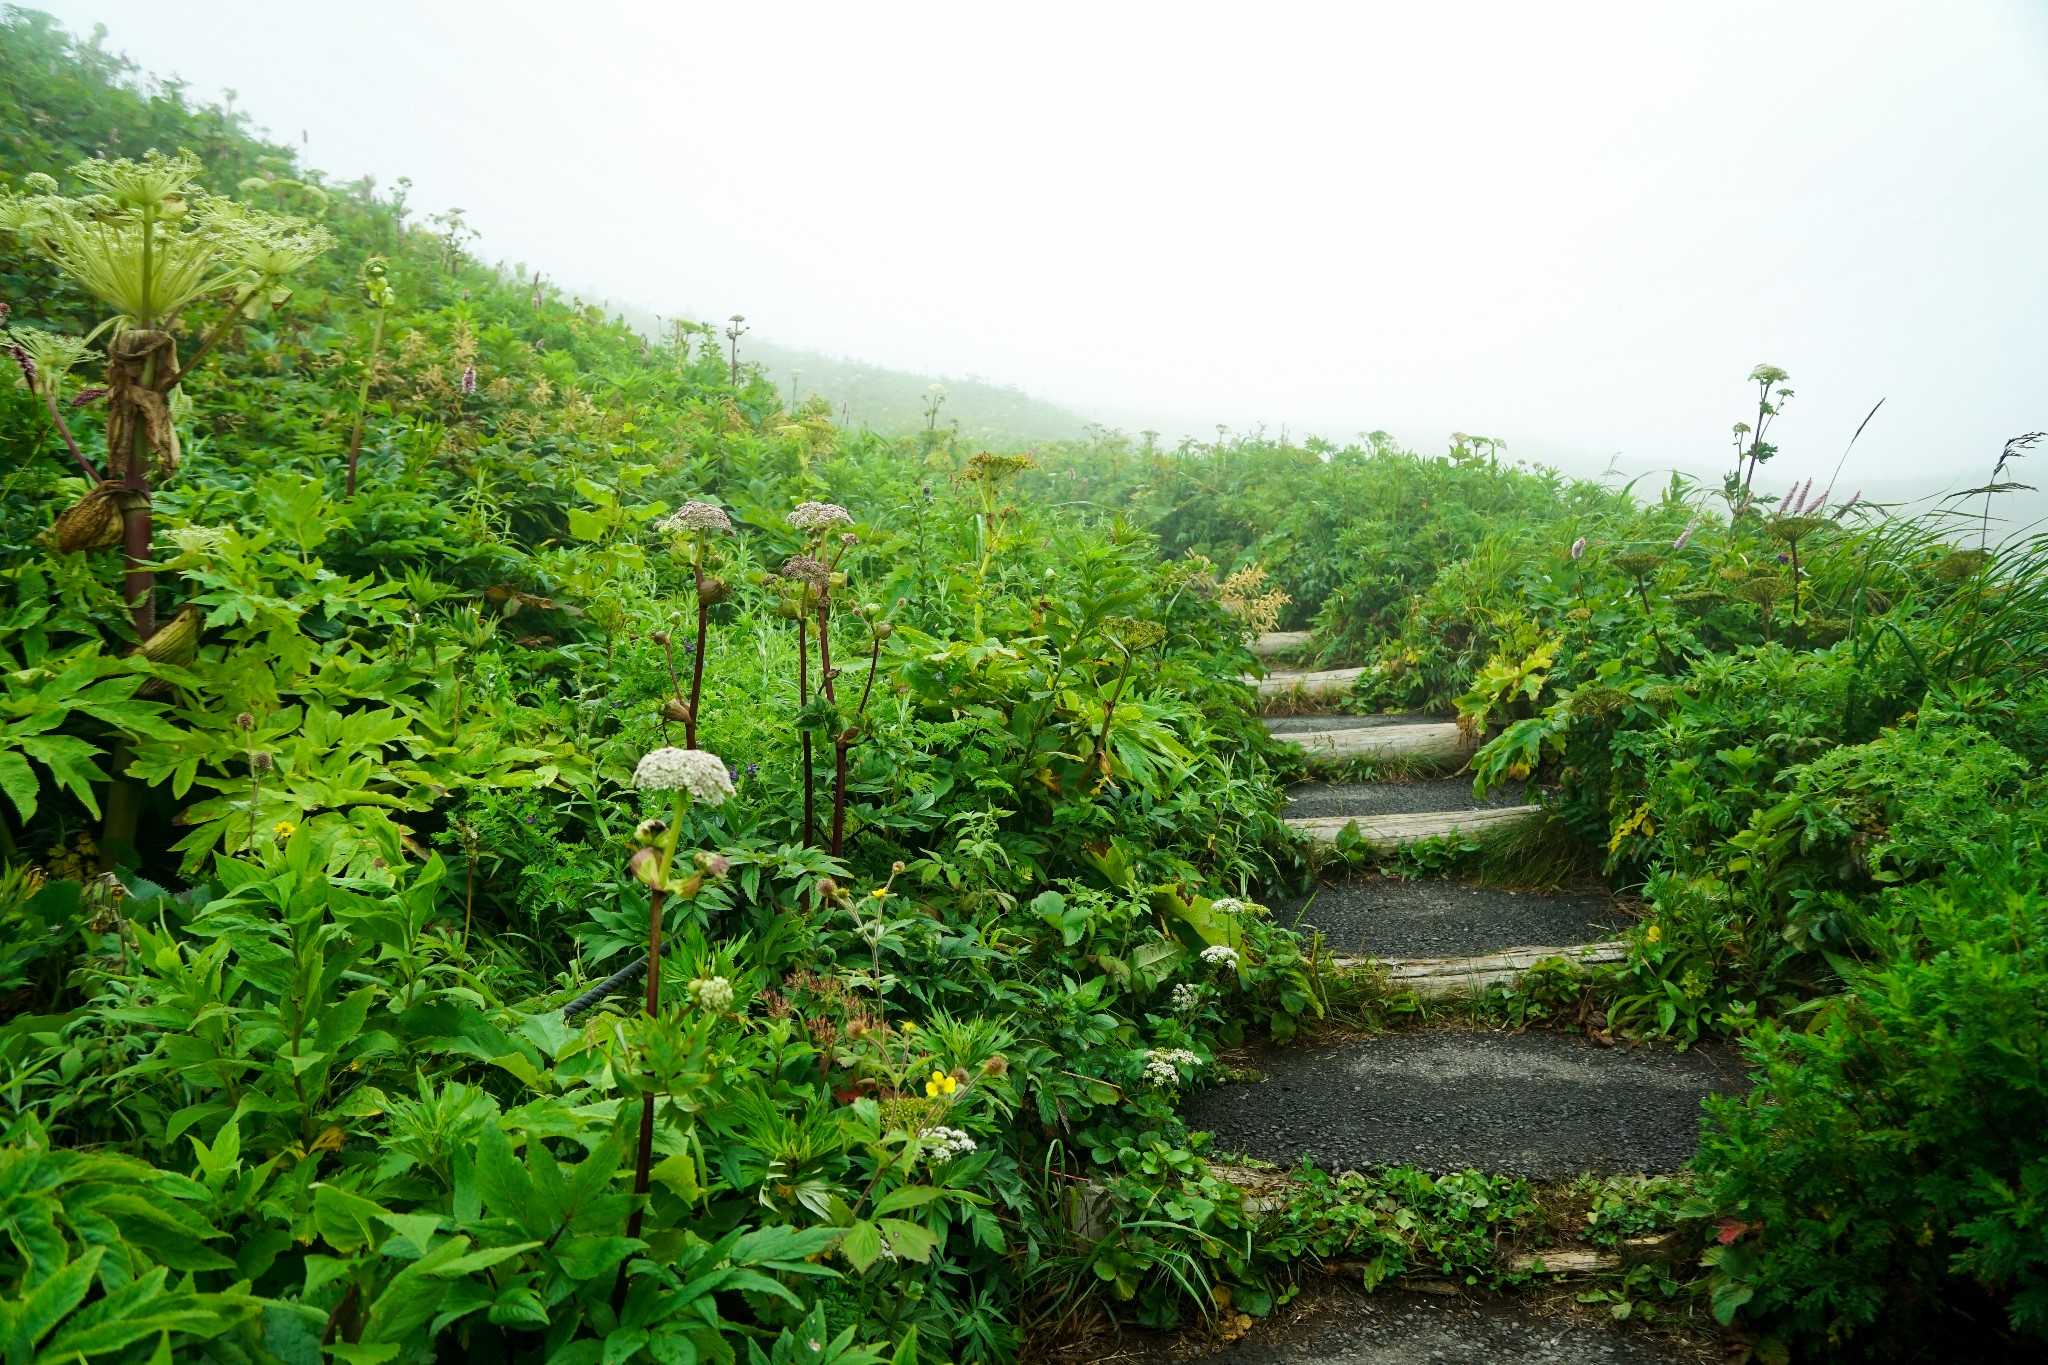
[1692,831,2048,1357]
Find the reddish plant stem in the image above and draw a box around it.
[615,882,666,1311]
[798,620,815,846]
[687,550,708,748]
[41,391,99,482]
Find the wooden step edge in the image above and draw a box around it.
[1244,666,1368,698]
[1287,805,1541,848]
[1276,721,1475,765]
[1252,630,1314,659]
[1325,941,1630,998]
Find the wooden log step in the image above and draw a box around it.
[1280,720,1474,766]
[1252,630,1314,658]
[1245,665,1367,699]
[1287,805,1541,849]
[1329,940,1630,999]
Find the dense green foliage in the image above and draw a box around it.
[0,12,1341,1361]
[5,9,2046,1361]
[1040,405,2048,1352]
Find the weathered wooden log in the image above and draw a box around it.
[1245,665,1366,698]
[1286,804,1540,849]
[1328,939,1629,998]
[1280,720,1474,766]
[1251,630,1314,658]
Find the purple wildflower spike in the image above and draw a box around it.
[461,364,477,395]
[1674,520,1697,551]
[8,344,34,389]
[71,387,107,407]
[1570,537,1586,560]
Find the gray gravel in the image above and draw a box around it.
[1283,778,1531,819]
[1185,1030,1745,1180]
[1264,713,1443,736]
[1277,878,1632,959]
[1155,1284,1695,1364]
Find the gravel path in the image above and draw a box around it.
[1185,1031,1745,1180]
[1264,713,1443,736]
[1283,777,1530,819]
[1277,878,1631,959]
[1147,1284,1699,1365]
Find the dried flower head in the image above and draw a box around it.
[660,501,734,534]
[786,501,853,531]
[963,452,1038,485]
[780,554,831,585]
[631,746,736,805]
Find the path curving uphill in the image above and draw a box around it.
[1168,686,1735,1362]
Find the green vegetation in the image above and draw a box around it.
[2,9,2044,1363]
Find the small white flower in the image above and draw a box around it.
[167,525,229,557]
[689,976,734,1012]
[660,501,733,534]
[786,501,853,531]
[1171,982,1203,1014]
[920,1126,978,1163]
[1201,944,1240,971]
[632,747,736,805]
[1142,1048,1202,1087]
[1210,897,1258,916]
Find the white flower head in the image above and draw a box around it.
[1142,1048,1202,1087]
[166,525,229,557]
[786,501,853,532]
[1210,897,1254,915]
[1171,982,1203,1014]
[661,501,733,534]
[920,1126,977,1163]
[632,747,736,805]
[689,976,735,1012]
[1201,944,1240,971]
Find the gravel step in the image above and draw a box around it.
[1151,1282,1694,1365]
[1185,1030,1745,1180]
[1289,805,1542,849]
[1247,665,1368,700]
[1278,877,1631,960]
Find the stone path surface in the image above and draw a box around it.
[1185,1030,1745,1180]
[1138,1284,1701,1365]
[1279,876,1630,960]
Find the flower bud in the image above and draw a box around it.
[981,1055,1009,1078]
[661,697,693,723]
[235,712,256,731]
[699,576,733,606]
[892,860,906,873]
[695,851,731,877]
[628,845,664,887]
[252,751,274,773]
[652,630,671,646]
[634,817,668,842]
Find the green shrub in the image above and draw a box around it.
[1693,831,2048,1356]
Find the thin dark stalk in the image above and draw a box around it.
[687,545,708,748]
[1632,574,1672,667]
[799,622,815,846]
[41,391,98,482]
[817,598,847,856]
[623,885,665,1245]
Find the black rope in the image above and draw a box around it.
[560,953,649,1020]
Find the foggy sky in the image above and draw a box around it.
[34,1,2048,494]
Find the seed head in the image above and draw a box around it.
[786,501,853,531]
[660,501,734,534]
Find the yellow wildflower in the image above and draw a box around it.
[1645,923,1662,944]
[924,1069,958,1099]
[273,820,298,839]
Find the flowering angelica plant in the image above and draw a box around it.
[618,745,735,1240]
